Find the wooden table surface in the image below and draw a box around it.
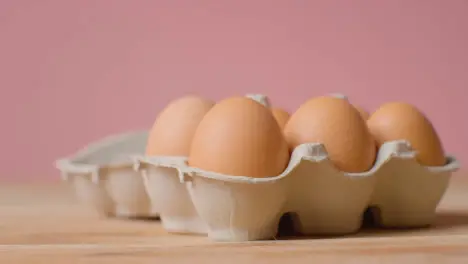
[1,173,468,263]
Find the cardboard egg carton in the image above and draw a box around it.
[55,131,157,218]
[135,141,458,241]
[135,156,208,234]
[134,93,459,242]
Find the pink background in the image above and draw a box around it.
[1,0,466,182]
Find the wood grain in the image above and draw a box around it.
[1,173,467,263]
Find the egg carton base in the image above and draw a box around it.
[134,140,459,242]
[138,162,208,234]
[208,224,279,242]
[376,210,436,228]
[67,174,116,216]
[56,131,155,218]
[161,216,208,234]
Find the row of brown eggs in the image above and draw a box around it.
[146,94,445,178]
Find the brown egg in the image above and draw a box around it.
[146,95,215,156]
[189,97,290,178]
[354,105,370,120]
[272,108,290,129]
[367,102,445,166]
[284,96,376,173]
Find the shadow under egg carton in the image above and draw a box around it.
[134,140,459,242]
[55,131,157,218]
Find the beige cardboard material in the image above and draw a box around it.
[133,93,459,242]
[55,131,156,218]
[140,141,458,242]
[135,157,207,234]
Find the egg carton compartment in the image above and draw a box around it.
[55,130,157,218]
[135,156,208,234]
[135,140,458,242]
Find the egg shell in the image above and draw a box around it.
[188,97,290,178]
[133,94,458,242]
[271,108,290,130]
[354,105,370,120]
[146,96,215,156]
[367,102,446,166]
[284,96,376,173]
[130,94,285,234]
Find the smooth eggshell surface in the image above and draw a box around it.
[367,102,446,166]
[284,96,376,173]
[188,97,290,178]
[354,105,370,120]
[146,96,215,156]
[271,108,290,130]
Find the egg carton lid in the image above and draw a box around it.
[55,130,149,180]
